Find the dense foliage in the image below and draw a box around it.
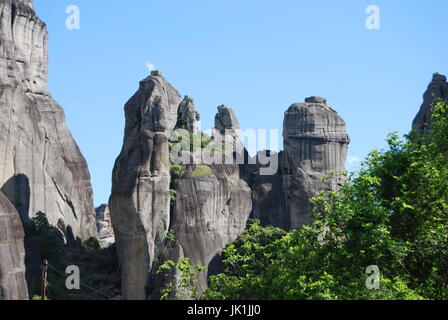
[204,101,448,300]
[28,212,120,300]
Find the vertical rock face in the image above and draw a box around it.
[249,151,288,228]
[158,107,252,298]
[412,74,448,136]
[0,191,28,300]
[110,73,180,300]
[110,73,253,299]
[0,0,96,240]
[95,205,115,248]
[251,97,350,229]
[177,96,198,133]
[282,97,350,228]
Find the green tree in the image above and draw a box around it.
[205,101,448,300]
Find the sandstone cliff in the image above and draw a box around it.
[0,0,97,299]
[0,0,96,240]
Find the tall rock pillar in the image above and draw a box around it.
[110,73,180,300]
[282,96,350,228]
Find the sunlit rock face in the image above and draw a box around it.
[110,73,252,300]
[110,73,181,300]
[282,97,350,228]
[0,191,28,300]
[250,97,350,230]
[156,106,252,299]
[0,0,97,241]
[412,74,448,136]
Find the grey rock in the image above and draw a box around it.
[412,73,448,136]
[282,98,350,228]
[176,96,198,133]
[160,166,252,297]
[0,0,96,241]
[305,96,327,104]
[215,104,241,133]
[0,0,97,241]
[110,74,180,300]
[0,191,28,300]
[95,205,115,248]
[111,74,253,299]
[249,151,288,229]
[250,98,350,229]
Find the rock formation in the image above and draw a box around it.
[0,191,28,300]
[0,0,97,240]
[412,73,448,135]
[110,73,180,300]
[95,205,115,248]
[177,96,198,133]
[158,106,252,298]
[0,0,97,299]
[110,73,253,300]
[251,97,350,229]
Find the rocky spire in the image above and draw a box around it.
[250,97,350,230]
[214,104,241,133]
[110,73,253,299]
[110,72,180,300]
[176,95,198,133]
[412,73,448,136]
[282,97,350,228]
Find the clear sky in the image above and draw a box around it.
[34,0,448,206]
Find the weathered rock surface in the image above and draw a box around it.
[157,106,252,297]
[110,73,252,299]
[0,191,28,300]
[0,0,96,240]
[176,96,198,133]
[95,205,115,248]
[110,73,180,300]
[412,73,448,136]
[250,98,350,229]
[282,98,350,228]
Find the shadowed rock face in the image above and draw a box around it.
[412,74,448,136]
[0,0,96,241]
[0,191,28,300]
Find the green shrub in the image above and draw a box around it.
[192,165,212,177]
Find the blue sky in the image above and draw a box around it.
[34,0,448,206]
